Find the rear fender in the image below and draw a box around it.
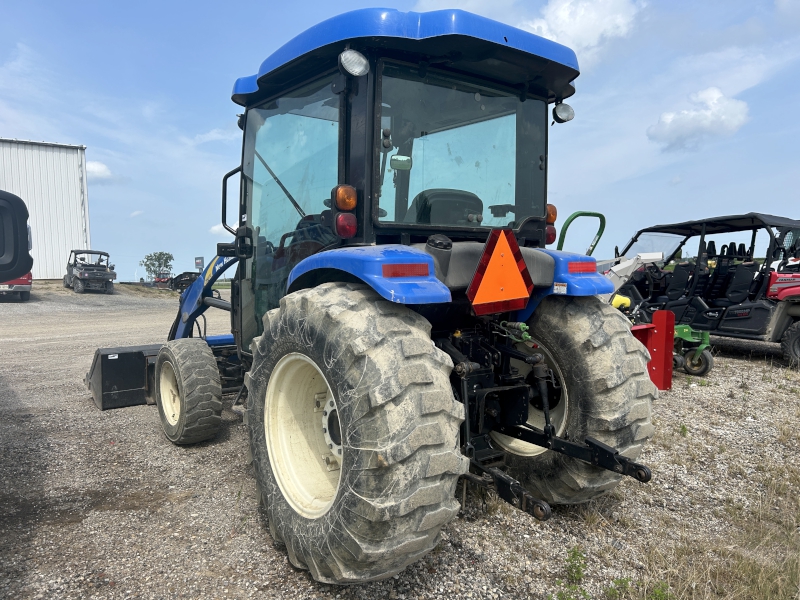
[287,245,451,304]
[514,249,614,322]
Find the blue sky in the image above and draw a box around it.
[1,0,799,278]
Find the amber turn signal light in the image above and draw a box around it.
[546,203,558,224]
[334,185,357,211]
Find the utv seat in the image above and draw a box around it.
[662,263,692,301]
[710,262,759,307]
[705,245,734,301]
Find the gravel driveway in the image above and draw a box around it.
[1,283,798,599]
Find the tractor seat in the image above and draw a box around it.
[404,189,483,225]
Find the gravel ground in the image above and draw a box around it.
[1,282,798,599]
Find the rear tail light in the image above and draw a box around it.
[568,261,597,274]
[334,185,357,210]
[545,225,557,245]
[382,263,429,278]
[335,213,357,238]
[546,204,558,224]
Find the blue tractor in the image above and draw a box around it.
[94,8,657,584]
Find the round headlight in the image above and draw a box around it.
[339,50,370,77]
[552,103,575,123]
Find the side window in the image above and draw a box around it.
[240,75,340,344]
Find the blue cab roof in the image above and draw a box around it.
[232,8,580,107]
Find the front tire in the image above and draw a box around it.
[683,348,713,376]
[246,283,467,584]
[497,296,656,505]
[155,339,222,444]
[73,278,85,294]
[781,321,800,365]
[105,281,114,295]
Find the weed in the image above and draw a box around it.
[699,379,709,387]
[604,577,631,599]
[551,583,589,600]
[678,424,688,437]
[647,581,674,600]
[565,546,586,584]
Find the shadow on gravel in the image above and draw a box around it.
[0,373,47,593]
[711,336,790,365]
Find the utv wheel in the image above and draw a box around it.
[155,339,222,444]
[246,282,467,584]
[19,291,30,302]
[62,276,70,288]
[672,353,685,371]
[683,348,713,377]
[73,278,85,294]
[495,296,656,505]
[105,281,114,295]
[781,321,800,366]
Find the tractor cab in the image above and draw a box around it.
[222,8,582,349]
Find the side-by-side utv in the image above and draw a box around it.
[64,250,116,294]
[618,213,800,364]
[88,9,656,584]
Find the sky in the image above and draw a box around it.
[1,0,799,278]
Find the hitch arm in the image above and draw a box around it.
[493,424,652,483]
[462,465,552,522]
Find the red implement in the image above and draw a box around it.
[631,310,675,391]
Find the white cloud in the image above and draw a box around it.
[776,0,800,16]
[189,128,241,146]
[86,161,112,179]
[521,0,644,68]
[129,210,143,218]
[209,223,233,237]
[647,87,749,151]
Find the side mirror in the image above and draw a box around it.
[0,190,34,281]
[390,155,412,171]
[109,264,115,270]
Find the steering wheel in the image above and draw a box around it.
[643,265,664,300]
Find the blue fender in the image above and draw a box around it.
[515,249,613,322]
[288,245,452,304]
[172,255,239,341]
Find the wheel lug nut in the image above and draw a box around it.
[323,411,328,416]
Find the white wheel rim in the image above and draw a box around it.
[265,352,342,519]
[490,338,569,457]
[160,361,181,426]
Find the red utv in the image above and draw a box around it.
[617,213,800,363]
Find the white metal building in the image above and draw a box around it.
[0,138,91,279]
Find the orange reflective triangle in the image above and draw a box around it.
[471,230,533,305]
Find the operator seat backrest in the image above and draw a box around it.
[405,189,483,225]
[726,261,760,304]
[706,245,734,300]
[738,243,747,259]
[665,263,692,300]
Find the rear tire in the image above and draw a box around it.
[683,349,713,376]
[246,282,467,584]
[73,278,85,294]
[62,276,70,288]
[19,291,30,302]
[155,339,222,444]
[497,296,656,505]
[781,321,800,366]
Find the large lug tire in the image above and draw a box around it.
[246,282,467,584]
[73,278,85,294]
[683,348,714,376]
[18,291,30,302]
[495,296,656,505]
[781,321,800,365]
[62,275,70,288]
[155,339,223,444]
[105,281,114,295]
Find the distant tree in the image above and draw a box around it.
[140,251,174,281]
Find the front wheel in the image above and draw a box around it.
[155,339,222,444]
[495,296,656,505]
[73,278,85,294]
[105,281,114,295]
[246,283,467,584]
[781,321,800,365]
[683,348,713,376]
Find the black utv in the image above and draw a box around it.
[63,250,116,294]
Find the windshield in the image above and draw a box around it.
[377,62,547,229]
[75,253,108,267]
[624,233,685,262]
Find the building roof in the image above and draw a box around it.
[232,8,579,107]
[0,138,86,150]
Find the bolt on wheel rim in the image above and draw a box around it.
[265,353,342,519]
[159,361,181,426]
[490,338,569,457]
